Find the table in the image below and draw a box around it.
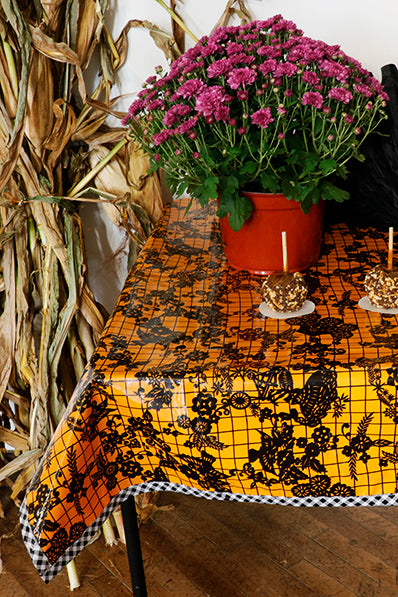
[20,197,398,587]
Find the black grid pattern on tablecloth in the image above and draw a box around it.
[20,482,398,583]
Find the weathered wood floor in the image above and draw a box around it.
[1,487,398,596]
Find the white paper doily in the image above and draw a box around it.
[258,300,315,319]
[358,296,398,314]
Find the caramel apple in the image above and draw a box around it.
[261,270,308,313]
[364,264,398,309]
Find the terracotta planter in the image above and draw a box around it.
[219,192,325,275]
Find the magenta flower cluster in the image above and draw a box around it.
[124,15,387,142]
[123,14,389,226]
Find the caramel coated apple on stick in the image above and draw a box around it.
[261,231,308,312]
[365,226,398,309]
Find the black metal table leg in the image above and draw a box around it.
[121,495,148,596]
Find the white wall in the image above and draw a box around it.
[91,0,398,311]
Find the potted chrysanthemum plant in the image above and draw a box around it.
[123,14,389,273]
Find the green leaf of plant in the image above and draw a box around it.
[319,158,338,176]
[196,175,219,206]
[227,194,253,231]
[303,155,319,174]
[260,171,280,193]
[281,179,298,200]
[354,151,366,163]
[300,193,312,214]
[319,180,350,203]
[223,174,240,196]
[240,161,257,175]
[311,186,321,204]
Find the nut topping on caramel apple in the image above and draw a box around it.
[261,270,308,312]
[364,264,398,309]
[364,227,398,309]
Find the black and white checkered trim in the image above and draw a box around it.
[20,482,398,582]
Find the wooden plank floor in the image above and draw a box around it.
[1,487,398,596]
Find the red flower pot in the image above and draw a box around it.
[218,192,325,274]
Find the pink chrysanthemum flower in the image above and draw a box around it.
[301,91,324,109]
[251,107,274,128]
[195,86,230,116]
[302,71,320,86]
[163,104,191,126]
[319,60,350,82]
[152,129,174,146]
[214,104,231,121]
[328,87,353,104]
[353,83,373,98]
[227,67,257,89]
[177,117,199,134]
[273,62,298,77]
[226,42,246,55]
[207,59,234,78]
[258,59,277,75]
[124,14,389,233]
[175,78,206,99]
[257,45,282,58]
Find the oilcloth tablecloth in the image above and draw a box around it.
[20,197,398,581]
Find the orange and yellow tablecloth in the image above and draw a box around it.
[20,197,398,581]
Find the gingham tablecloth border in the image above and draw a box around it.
[20,482,398,582]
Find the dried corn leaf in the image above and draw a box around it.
[0,449,42,484]
[0,428,29,452]
[0,108,24,192]
[1,0,32,143]
[41,0,64,34]
[80,126,126,147]
[44,99,76,175]
[211,0,253,30]
[84,96,126,121]
[0,104,11,163]
[71,112,109,143]
[88,144,131,197]
[30,24,80,65]
[115,19,181,64]
[0,236,15,404]
[75,0,102,69]
[29,25,86,101]
[10,464,36,502]
[0,39,17,116]
[25,51,54,159]
[170,0,185,54]
[125,142,164,223]
[3,390,30,409]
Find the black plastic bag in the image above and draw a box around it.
[325,63,398,230]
